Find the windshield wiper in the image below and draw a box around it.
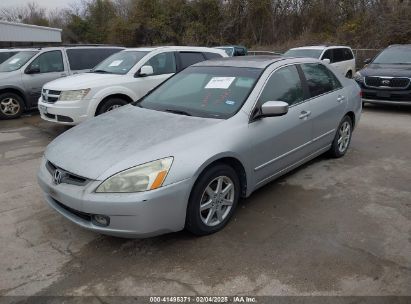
[165,109,192,116]
[92,69,112,74]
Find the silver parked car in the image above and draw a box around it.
[38,56,362,238]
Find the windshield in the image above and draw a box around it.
[91,51,148,74]
[138,66,262,119]
[0,51,39,72]
[283,49,323,59]
[373,47,411,64]
[0,51,18,64]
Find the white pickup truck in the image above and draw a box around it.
[38,46,227,125]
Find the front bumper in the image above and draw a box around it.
[360,86,411,106]
[38,97,92,125]
[37,159,193,238]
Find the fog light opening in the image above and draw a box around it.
[92,214,110,227]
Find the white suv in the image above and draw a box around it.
[38,46,227,125]
[283,46,356,78]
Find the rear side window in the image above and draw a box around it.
[332,49,345,63]
[258,65,304,106]
[301,63,342,98]
[179,52,205,69]
[203,52,222,60]
[67,48,122,70]
[342,48,354,60]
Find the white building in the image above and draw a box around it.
[0,21,62,46]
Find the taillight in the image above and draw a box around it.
[359,91,363,97]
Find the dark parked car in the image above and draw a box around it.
[354,44,411,106]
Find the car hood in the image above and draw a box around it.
[44,72,127,90]
[359,63,411,78]
[45,105,221,180]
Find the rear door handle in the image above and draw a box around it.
[299,110,311,119]
[337,95,345,103]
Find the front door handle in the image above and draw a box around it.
[60,73,67,77]
[299,110,311,119]
[337,95,345,103]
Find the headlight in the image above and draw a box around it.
[354,72,364,83]
[58,89,90,101]
[96,157,173,193]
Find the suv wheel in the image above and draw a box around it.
[186,164,240,235]
[0,93,24,119]
[329,115,353,158]
[96,98,128,115]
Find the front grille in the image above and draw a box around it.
[46,161,88,186]
[54,199,92,222]
[365,77,410,89]
[42,89,61,103]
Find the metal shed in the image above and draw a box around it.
[0,21,62,43]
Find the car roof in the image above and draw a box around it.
[124,46,225,53]
[289,45,351,50]
[194,55,289,69]
[388,44,411,49]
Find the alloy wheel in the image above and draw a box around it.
[337,121,351,153]
[0,98,20,116]
[199,176,235,227]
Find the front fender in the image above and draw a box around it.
[87,86,138,116]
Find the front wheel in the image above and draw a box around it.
[328,115,353,158]
[96,98,128,115]
[186,164,240,236]
[0,93,24,119]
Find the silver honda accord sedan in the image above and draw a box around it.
[37,56,361,238]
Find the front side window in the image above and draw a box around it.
[138,66,262,119]
[301,63,342,98]
[258,65,304,106]
[0,51,39,72]
[321,50,333,63]
[28,51,64,73]
[179,52,205,69]
[92,51,148,74]
[144,52,176,75]
[372,47,411,64]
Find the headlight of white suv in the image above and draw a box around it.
[96,157,173,193]
[58,89,90,101]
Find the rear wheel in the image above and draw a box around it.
[328,115,353,158]
[96,97,128,115]
[186,164,240,236]
[0,92,24,119]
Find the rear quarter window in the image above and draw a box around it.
[67,48,123,71]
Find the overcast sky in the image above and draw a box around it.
[0,0,79,11]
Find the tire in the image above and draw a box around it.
[345,70,353,79]
[0,92,24,119]
[186,164,240,236]
[96,97,128,115]
[328,115,353,158]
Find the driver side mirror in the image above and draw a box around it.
[25,65,40,74]
[322,58,331,64]
[260,101,289,118]
[138,65,154,77]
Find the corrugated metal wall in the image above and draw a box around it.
[0,21,62,43]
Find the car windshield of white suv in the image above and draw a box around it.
[283,49,323,59]
[0,51,39,72]
[91,51,149,74]
[373,48,411,64]
[137,66,262,119]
